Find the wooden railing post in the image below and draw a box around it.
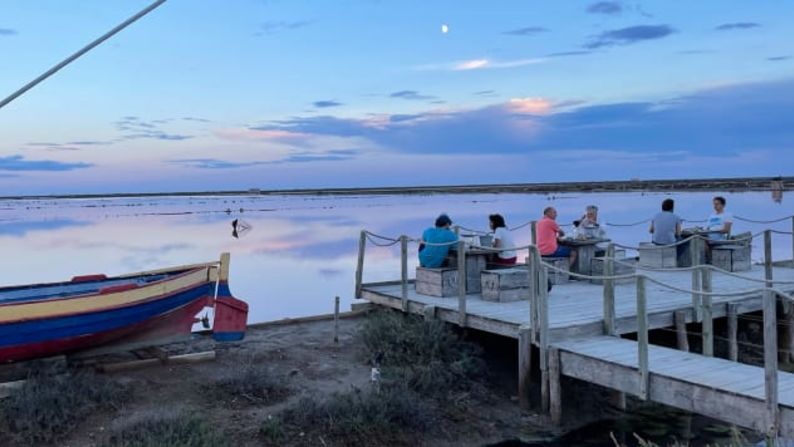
[701,266,713,357]
[400,235,409,311]
[763,289,779,440]
[334,296,340,343]
[691,237,702,322]
[765,229,773,288]
[674,310,689,352]
[530,220,538,245]
[453,225,460,237]
[355,230,366,298]
[539,264,550,413]
[603,243,616,335]
[791,216,794,265]
[457,240,467,327]
[637,275,649,400]
[527,246,538,344]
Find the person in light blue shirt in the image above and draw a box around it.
[418,214,458,268]
[650,198,682,245]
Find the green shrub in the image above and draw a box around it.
[103,412,228,447]
[359,311,486,396]
[0,367,129,445]
[207,359,291,405]
[272,384,434,446]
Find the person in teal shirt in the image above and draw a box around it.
[419,214,458,268]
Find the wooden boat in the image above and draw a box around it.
[0,253,248,364]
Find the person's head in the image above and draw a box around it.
[662,198,675,212]
[585,205,598,222]
[543,207,557,220]
[713,196,726,213]
[489,214,506,230]
[435,213,452,228]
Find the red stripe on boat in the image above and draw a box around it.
[71,274,108,282]
[99,283,139,294]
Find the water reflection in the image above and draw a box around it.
[0,191,791,323]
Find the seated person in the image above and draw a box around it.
[706,196,732,241]
[573,205,607,240]
[537,207,577,268]
[488,214,517,267]
[649,198,681,245]
[418,214,458,268]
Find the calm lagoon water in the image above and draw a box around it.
[0,190,790,323]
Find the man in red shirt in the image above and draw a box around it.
[537,207,577,267]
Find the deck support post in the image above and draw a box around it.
[219,252,230,282]
[727,303,738,361]
[763,290,779,440]
[637,275,649,400]
[786,306,794,364]
[518,325,532,410]
[539,266,550,413]
[674,310,689,352]
[765,229,773,288]
[400,235,409,311]
[457,240,467,328]
[355,230,366,298]
[701,267,713,357]
[691,237,702,322]
[603,243,616,336]
[423,305,436,321]
[549,347,562,425]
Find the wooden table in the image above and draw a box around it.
[448,247,491,293]
[559,238,609,276]
[678,229,711,267]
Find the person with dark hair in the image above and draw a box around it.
[649,198,681,245]
[706,196,732,241]
[418,213,458,268]
[488,214,516,266]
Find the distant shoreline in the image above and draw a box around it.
[1,176,790,200]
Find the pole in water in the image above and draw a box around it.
[0,0,168,111]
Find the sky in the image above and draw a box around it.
[1,0,793,195]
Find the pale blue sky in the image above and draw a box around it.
[1,0,792,194]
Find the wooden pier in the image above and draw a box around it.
[357,228,794,440]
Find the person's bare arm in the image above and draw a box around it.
[649,222,655,234]
[723,221,733,235]
[675,222,681,237]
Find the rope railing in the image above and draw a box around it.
[735,215,794,224]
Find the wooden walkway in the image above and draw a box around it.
[360,263,794,438]
[554,335,794,437]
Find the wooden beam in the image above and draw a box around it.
[518,325,532,410]
[727,303,738,361]
[100,351,216,373]
[333,296,340,344]
[423,305,437,321]
[527,247,537,344]
[540,266,550,413]
[603,243,616,336]
[637,275,649,400]
[701,267,713,357]
[400,235,408,311]
[355,230,366,298]
[675,310,690,352]
[457,240,467,328]
[691,237,702,322]
[549,347,562,425]
[765,229,773,288]
[763,289,779,439]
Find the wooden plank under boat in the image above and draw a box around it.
[0,252,248,364]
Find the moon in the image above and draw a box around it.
[441,24,449,34]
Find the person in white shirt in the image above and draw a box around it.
[488,214,517,267]
[706,196,732,241]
